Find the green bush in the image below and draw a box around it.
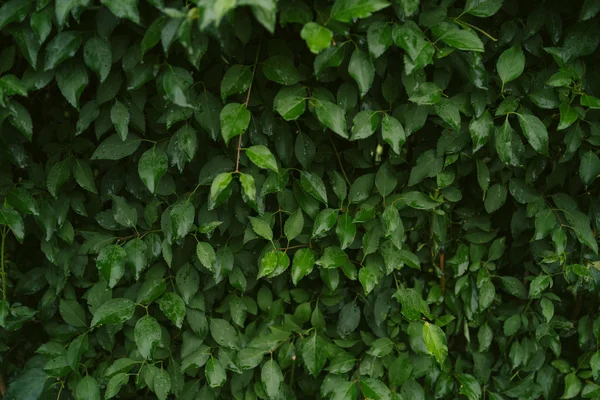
[1,0,600,398]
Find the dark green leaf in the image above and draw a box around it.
[91,298,136,327]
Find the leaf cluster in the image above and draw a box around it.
[1,0,600,399]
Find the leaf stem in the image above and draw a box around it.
[454,18,498,42]
[1,227,7,302]
[328,134,351,185]
[236,42,262,173]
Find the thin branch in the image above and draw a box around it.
[236,42,262,173]
[328,133,351,185]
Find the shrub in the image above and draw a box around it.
[1,0,600,399]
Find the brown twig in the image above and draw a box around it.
[440,248,446,295]
[0,374,6,396]
[275,244,310,252]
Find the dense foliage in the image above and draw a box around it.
[2,0,600,399]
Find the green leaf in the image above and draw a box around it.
[153,368,171,400]
[138,147,168,194]
[59,299,87,328]
[517,113,549,155]
[0,75,26,96]
[262,359,283,398]
[358,378,393,400]
[435,98,461,131]
[73,159,98,194]
[393,22,432,67]
[56,60,89,109]
[0,0,31,31]
[476,159,490,195]
[579,151,600,186]
[552,193,598,253]
[263,55,302,86]
[456,374,482,400]
[9,101,33,141]
[312,208,339,239]
[495,118,524,167]
[464,0,504,17]
[484,184,507,213]
[100,0,140,24]
[221,65,251,102]
[337,302,360,338]
[408,149,443,186]
[469,110,493,152]
[350,110,379,140]
[409,82,442,105]
[158,292,186,329]
[348,174,374,204]
[331,0,391,22]
[137,279,167,305]
[302,331,327,376]
[91,134,141,160]
[210,318,239,349]
[110,100,130,141]
[301,22,333,54]
[196,242,217,271]
[134,315,161,360]
[562,372,582,399]
[300,171,328,205]
[84,37,112,82]
[401,191,442,210]
[220,103,251,144]
[423,322,448,365]
[291,248,315,285]
[367,21,393,58]
[488,237,505,261]
[112,195,137,228]
[249,217,273,241]
[314,44,347,75]
[105,373,129,399]
[47,159,71,198]
[336,214,356,250]
[163,68,193,108]
[44,31,82,71]
[501,276,527,299]
[432,23,484,52]
[239,173,257,209]
[210,172,233,207]
[175,263,199,304]
[558,103,578,131]
[206,357,227,388]
[314,100,348,139]
[96,244,126,288]
[348,48,374,97]
[285,208,304,241]
[497,46,525,86]
[141,16,165,58]
[76,375,101,400]
[246,145,278,172]
[91,298,136,327]
[2,367,48,400]
[76,101,100,135]
[274,85,307,121]
[7,187,38,216]
[397,0,420,16]
[581,0,600,20]
[581,94,600,109]
[381,114,406,155]
[170,201,194,240]
[258,250,289,279]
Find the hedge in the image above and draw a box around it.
[1,0,600,399]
